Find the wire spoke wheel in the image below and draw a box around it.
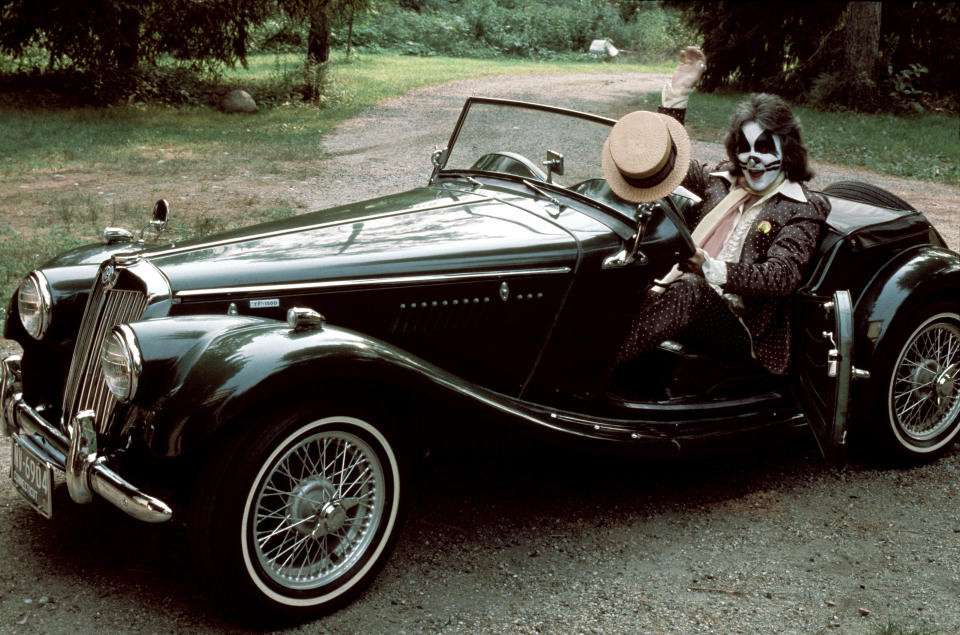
[192,406,403,621]
[251,429,386,589]
[888,312,960,454]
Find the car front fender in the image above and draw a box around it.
[121,315,459,457]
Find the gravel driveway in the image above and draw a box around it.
[1,72,958,634]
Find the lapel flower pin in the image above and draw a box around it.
[757,220,772,234]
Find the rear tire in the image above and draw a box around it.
[873,303,960,460]
[188,398,404,623]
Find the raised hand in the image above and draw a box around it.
[670,46,707,94]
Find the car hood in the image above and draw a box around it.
[145,187,579,294]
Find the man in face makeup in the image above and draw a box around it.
[610,47,831,376]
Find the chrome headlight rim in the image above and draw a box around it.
[18,271,53,340]
[100,325,142,403]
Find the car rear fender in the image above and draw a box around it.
[124,315,507,458]
[855,245,960,364]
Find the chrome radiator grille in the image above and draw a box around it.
[62,272,147,434]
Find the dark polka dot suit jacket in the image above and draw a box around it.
[679,161,830,374]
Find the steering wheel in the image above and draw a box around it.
[661,194,697,255]
[470,152,547,181]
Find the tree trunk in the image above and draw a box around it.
[307,9,330,65]
[346,6,354,58]
[842,1,881,109]
[305,3,330,104]
[115,5,142,80]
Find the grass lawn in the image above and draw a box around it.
[0,53,671,178]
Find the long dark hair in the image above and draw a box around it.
[724,93,813,183]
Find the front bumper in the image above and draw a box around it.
[1,354,172,523]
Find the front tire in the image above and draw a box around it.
[189,404,404,622]
[877,306,960,460]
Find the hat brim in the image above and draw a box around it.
[601,113,691,204]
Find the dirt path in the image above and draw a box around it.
[0,72,958,633]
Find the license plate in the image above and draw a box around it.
[10,434,54,518]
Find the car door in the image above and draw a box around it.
[793,289,855,461]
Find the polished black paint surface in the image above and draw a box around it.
[151,187,580,294]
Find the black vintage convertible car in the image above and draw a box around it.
[2,97,959,620]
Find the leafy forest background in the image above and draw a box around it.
[0,0,955,115]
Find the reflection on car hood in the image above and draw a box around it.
[146,187,579,293]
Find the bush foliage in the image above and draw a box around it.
[255,0,691,60]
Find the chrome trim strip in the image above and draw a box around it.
[128,258,173,319]
[147,197,493,259]
[175,266,572,299]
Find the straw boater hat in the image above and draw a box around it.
[601,110,691,203]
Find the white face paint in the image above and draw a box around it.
[736,120,783,192]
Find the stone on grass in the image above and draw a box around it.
[222,89,258,114]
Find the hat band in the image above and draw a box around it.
[621,141,677,189]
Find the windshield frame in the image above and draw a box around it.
[442,97,617,159]
[437,97,641,229]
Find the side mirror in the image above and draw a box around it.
[141,199,170,240]
[542,150,564,183]
[429,147,448,184]
[152,199,169,231]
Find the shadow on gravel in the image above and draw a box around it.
[408,435,829,523]
[6,431,927,631]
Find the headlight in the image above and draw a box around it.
[17,271,52,340]
[100,326,141,403]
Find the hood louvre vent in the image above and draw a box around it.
[392,296,491,335]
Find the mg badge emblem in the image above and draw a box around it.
[499,282,510,302]
[100,264,118,288]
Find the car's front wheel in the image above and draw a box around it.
[876,305,960,460]
[189,401,404,622]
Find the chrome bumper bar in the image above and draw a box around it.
[1,355,172,523]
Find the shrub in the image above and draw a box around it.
[885,63,929,114]
[341,0,682,60]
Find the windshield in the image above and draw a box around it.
[441,98,626,211]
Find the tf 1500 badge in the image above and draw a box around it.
[250,299,280,309]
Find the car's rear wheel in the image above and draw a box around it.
[188,399,404,622]
[876,305,960,460]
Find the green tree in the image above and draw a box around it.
[665,1,846,95]
[279,0,375,65]
[0,0,270,82]
[667,1,956,111]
